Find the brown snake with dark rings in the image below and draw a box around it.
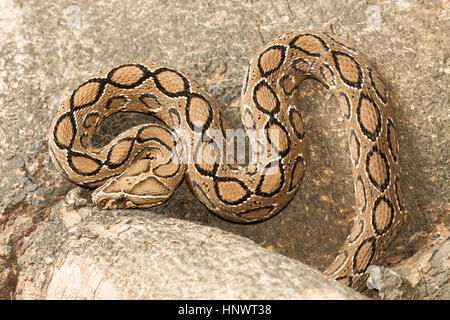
[49,31,405,291]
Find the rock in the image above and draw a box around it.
[366,225,449,300]
[367,265,415,299]
[391,226,449,300]
[15,203,365,300]
[64,187,88,208]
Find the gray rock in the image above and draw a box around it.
[15,202,365,299]
[391,229,449,300]
[366,227,449,300]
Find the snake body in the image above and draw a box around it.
[49,32,405,290]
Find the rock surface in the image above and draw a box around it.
[0,0,448,299]
[15,201,365,299]
[366,227,449,300]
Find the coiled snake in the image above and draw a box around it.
[49,32,405,291]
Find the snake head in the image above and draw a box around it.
[91,156,185,209]
[95,194,128,210]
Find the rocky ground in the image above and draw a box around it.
[0,0,448,299]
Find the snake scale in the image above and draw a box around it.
[49,31,405,291]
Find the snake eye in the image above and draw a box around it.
[113,196,127,209]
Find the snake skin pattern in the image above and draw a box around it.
[49,31,405,291]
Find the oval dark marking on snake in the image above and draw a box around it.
[366,145,390,193]
[357,92,381,142]
[152,67,190,98]
[70,78,107,111]
[289,33,329,57]
[288,107,305,140]
[135,124,174,150]
[138,93,161,112]
[255,160,285,197]
[53,112,77,149]
[257,45,287,78]
[252,79,281,116]
[67,151,103,176]
[168,107,182,129]
[372,195,395,236]
[193,136,220,177]
[265,117,291,158]
[105,95,128,110]
[105,137,135,169]
[279,73,296,96]
[352,237,376,274]
[288,156,305,192]
[185,92,214,133]
[106,63,152,89]
[213,176,252,206]
[331,50,363,89]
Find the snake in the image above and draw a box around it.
[48,31,405,291]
